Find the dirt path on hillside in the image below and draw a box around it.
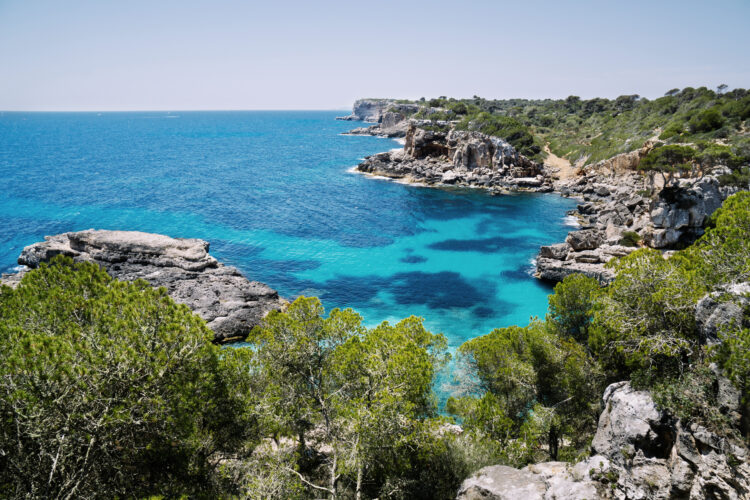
[543,144,579,180]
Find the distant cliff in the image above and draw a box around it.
[336,98,396,123]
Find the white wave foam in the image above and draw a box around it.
[563,215,581,227]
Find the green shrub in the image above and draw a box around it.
[0,256,257,498]
[689,108,726,133]
[590,249,706,382]
[619,231,641,247]
[547,273,601,343]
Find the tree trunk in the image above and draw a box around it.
[329,451,338,500]
[549,425,559,461]
[356,458,363,500]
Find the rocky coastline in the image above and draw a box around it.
[356,122,553,192]
[342,102,738,284]
[0,229,285,343]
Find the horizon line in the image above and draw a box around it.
[0,108,352,113]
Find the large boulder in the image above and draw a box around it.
[646,177,738,248]
[591,382,676,462]
[5,230,285,343]
[695,282,750,344]
[456,465,547,500]
[566,229,605,251]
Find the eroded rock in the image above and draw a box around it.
[4,230,285,343]
[456,382,750,500]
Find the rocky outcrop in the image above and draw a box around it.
[457,382,750,500]
[356,123,550,192]
[645,176,733,248]
[337,99,421,125]
[536,171,737,283]
[535,242,636,284]
[345,103,424,138]
[585,140,659,176]
[695,282,750,344]
[1,230,285,343]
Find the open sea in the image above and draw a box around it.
[0,110,576,369]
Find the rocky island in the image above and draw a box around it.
[1,229,285,343]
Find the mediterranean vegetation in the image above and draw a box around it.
[1,190,748,498]
[396,86,750,183]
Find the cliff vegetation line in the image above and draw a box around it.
[373,86,750,187]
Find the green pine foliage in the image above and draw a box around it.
[0,256,257,498]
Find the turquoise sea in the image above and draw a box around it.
[0,111,576,356]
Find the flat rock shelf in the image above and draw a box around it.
[2,229,285,343]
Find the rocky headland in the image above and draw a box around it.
[357,122,552,191]
[342,101,739,284]
[0,230,285,343]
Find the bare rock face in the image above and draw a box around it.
[6,230,285,343]
[336,98,396,123]
[537,171,736,284]
[645,177,737,248]
[457,382,750,500]
[357,123,551,192]
[456,465,547,500]
[695,282,750,344]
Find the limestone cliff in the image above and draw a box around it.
[356,122,551,191]
[1,230,285,343]
[336,98,413,123]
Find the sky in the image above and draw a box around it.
[0,0,748,111]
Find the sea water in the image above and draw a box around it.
[0,110,575,363]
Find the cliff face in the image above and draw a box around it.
[536,172,738,283]
[336,98,410,123]
[1,230,285,343]
[357,122,551,191]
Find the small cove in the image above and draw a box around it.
[0,110,576,357]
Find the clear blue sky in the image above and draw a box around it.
[1,0,748,110]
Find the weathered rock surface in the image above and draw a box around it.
[336,98,395,122]
[535,169,736,283]
[457,382,750,500]
[356,123,551,192]
[695,282,750,344]
[535,243,636,284]
[2,230,285,343]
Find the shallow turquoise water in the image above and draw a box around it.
[0,111,576,354]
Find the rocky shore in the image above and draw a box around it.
[356,122,553,192]
[537,167,738,283]
[1,230,285,343]
[342,102,738,283]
